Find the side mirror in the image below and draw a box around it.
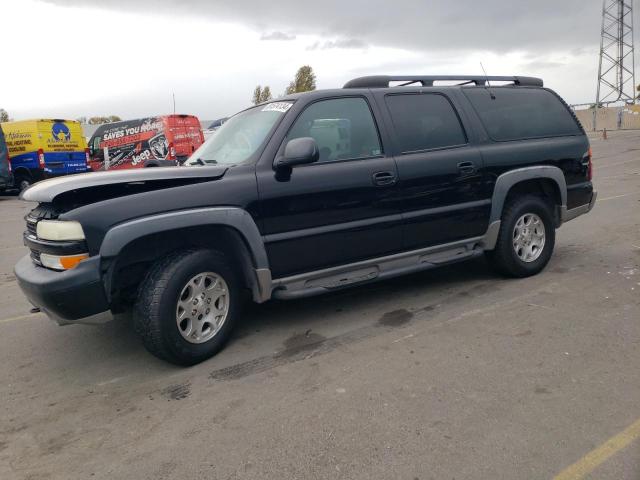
[275,137,319,170]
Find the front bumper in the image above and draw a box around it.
[14,255,112,325]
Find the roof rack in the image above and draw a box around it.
[343,75,543,89]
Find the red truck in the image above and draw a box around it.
[88,115,204,170]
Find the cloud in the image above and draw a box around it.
[307,38,367,50]
[41,0,602,53]
[260,31,296,41]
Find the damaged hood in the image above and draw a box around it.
[21,166,228,203]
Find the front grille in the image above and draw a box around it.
[26,218,38,237]
[30,249,42,265]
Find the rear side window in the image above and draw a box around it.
[464,88,581,141]
[385,93,467,153]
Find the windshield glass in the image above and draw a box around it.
[185,102,293,166]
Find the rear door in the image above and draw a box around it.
[380,91,490,250]
[38,120,79,175]
[256,96,403,278]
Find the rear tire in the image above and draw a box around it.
[14,174,32,192]
[485,195,555,277]
[133,249,242,365]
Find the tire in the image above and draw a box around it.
[133,249,242,365]
[15,175,32,192]
[485,195,555,278]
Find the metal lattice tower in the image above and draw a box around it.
[596,0,636,106]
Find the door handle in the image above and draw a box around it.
[372,171,397,186]
[457,161,476,175]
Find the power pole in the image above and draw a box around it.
[595,0,636,129]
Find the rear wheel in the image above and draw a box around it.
[14,174,32,192]
[485,195,555,277]
[133,249,242,365]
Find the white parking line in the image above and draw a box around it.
[595,157,640,169]
[598,192,640,202]
[0,312,42,324]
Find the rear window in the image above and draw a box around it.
[463,88,582,141]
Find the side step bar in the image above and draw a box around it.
[271,234,490,300]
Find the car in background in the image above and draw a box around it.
[0,124,12,193]
[88,115,204,170]
[202,117,228,141]
[1,119,90,191]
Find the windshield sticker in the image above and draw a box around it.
[262,102,292,113]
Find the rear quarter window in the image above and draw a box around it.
[463,88,582,141]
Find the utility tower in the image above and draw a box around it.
[596,0,636,106]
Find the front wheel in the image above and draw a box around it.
[134,249,242,365]
[485,195,555,277]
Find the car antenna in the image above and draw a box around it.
[480,62,496,100]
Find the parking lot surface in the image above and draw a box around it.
[0,131,638,480]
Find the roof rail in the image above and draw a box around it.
[343,75,543,89]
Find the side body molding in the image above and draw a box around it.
[100,207,273,303]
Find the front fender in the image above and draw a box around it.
[99,207,272,302]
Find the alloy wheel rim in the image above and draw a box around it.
[512,213,546,263]
[175,272,229,344]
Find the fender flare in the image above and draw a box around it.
[99,207,272,302]
[489,166,567,224]
[481,166,567,250]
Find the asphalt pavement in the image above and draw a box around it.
[0,130,638,480]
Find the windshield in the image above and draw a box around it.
[185,102,293,166]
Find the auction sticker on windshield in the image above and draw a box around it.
[262,102,292,113]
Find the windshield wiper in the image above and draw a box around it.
[190,158,218,166]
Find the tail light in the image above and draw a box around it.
[7,153,11,173]
[587,147,593,181]
[37,149,45,169]
[169,142,176,160]
[84,148,90,166]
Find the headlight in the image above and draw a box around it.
[36,220,85,241]
[40,253,89,271]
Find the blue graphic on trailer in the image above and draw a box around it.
[51,122,71,142]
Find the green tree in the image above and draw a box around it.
[252,85,273,105]
[261,86,273,103]
[285,65,316,95]
[0,108,10,122]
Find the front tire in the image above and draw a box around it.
[485,195,555,277]
[134,249,242,365]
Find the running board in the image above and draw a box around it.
[272,236,486,300]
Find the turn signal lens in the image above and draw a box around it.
[40,253,89,271]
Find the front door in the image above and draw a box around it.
[256,96,403,278]
[382,92,490,250]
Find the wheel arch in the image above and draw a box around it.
[490,166,567,226]
[100,208,272,308]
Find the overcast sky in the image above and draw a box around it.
[3,0,634,121]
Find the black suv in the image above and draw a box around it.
[15,75,596,365]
